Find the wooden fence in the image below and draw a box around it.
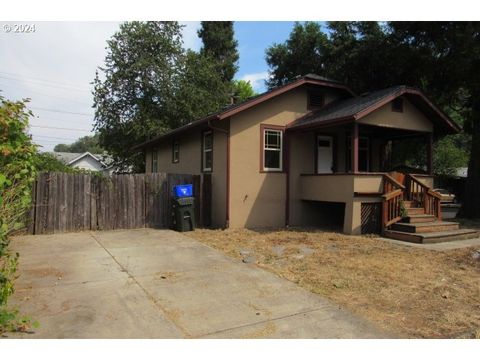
[28,172,210,235]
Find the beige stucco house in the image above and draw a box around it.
[134,74,477,242]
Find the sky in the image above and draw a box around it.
[0,21,305,151]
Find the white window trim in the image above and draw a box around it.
[263,128,283,172]
[202,131,213,172]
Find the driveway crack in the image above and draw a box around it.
[89,232,191,338]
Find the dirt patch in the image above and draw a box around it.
[190,228,480,338]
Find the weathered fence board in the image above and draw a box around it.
[28,172,209,235]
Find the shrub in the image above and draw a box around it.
[0,95,39,333]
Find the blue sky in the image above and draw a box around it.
[0,21,317,150]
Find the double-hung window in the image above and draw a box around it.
[202,131,213,172]
[151,149,158,173]
[172,140,179,163]
[262,126,283,172]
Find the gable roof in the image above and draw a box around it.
[287,85,461,134]
[133,74,354,150]
[50,152,108,167]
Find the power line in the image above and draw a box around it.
[0,70,91,90]
[30,106,94,117]
[0,81,92,106]
[30,125,93,132]
[0,74,91,93]
[33,135,81,141]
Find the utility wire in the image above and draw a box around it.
[0,70,91,90]
[30,125,93,132]
[0,74,90,92]
[0,81,92,106]
[30,106,94,117]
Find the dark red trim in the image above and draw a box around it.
[226,130,230,227]
[352,122,359,173]
[220,78,354,120]
[285,131,290,227]
[391,97,404,113]
[426,133,433,175]
[171,139,179,164]
[201,129,213,173]
[259,124,286,173]
[307,89,326,110]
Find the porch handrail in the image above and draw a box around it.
[383,174,406,192]
[381,189,403,229]
[405,173,441,220]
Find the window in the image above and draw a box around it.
[172,140,179,163]
[151,149,158,173]
[202,131,213,172]
[346,136,370,172]
[392,98,404,112]
[262,127,283,171]
[307,91,325,110]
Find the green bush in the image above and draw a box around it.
[0,95,39,333]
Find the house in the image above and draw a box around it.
[50,151,113,174]
[134,74,478,242]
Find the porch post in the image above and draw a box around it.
[426,133,433,175]
[352,122,359,173]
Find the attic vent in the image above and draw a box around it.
[308,91,325,109]
[392,98,404,112]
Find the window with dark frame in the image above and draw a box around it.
[172,140,179,163]
[263,128,283,171]
[392,98,404,112]
[151,149,158,173]
[202,131,213,172]
[307,91,325,110]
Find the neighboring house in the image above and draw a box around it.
[134,74,477,242]
[50,152,113,174]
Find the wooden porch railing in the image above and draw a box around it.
[405,174,442,220]
[382,174,405,230]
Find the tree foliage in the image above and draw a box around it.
[0,96,38,333]
[93,21,228,172]
[198,21,239,84]
[266,21,480,217]
[232,80,257,103]
[266,22,328,89]
[54,134,104,154]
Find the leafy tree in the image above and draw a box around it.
[198,21,239,84]
[0,96,38,333]
[265,22,329,88]
[93,21,227,172]
[53,134,104,154]
[232,80,257,103]
[33,152,75,172]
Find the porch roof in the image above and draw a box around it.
[287,85,461,135]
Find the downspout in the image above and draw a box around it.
[208,119,230,228]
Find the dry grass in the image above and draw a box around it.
[190,227,480,338]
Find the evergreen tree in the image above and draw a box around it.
[198,21,239,84]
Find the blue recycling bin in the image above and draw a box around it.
[172,184,195,231]
[174,184,193,198]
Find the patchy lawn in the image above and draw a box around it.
[190,228,480,339]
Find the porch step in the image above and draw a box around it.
[405,207,425,215]
[391,221,459,233]
[403,214,436,223]
[384,228,479,244]
[403,201,414,208]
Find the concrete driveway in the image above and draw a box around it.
[7,229,387,338]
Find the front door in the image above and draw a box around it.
[317,135,333,174]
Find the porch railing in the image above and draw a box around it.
[405,174,442,220]
[381,174,405,229]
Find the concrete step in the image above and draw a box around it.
[403,214,436,223]
[391,221,459,233]
[406,207,425,215]
[384,228,479,244]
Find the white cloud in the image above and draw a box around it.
[240,71,269,92]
